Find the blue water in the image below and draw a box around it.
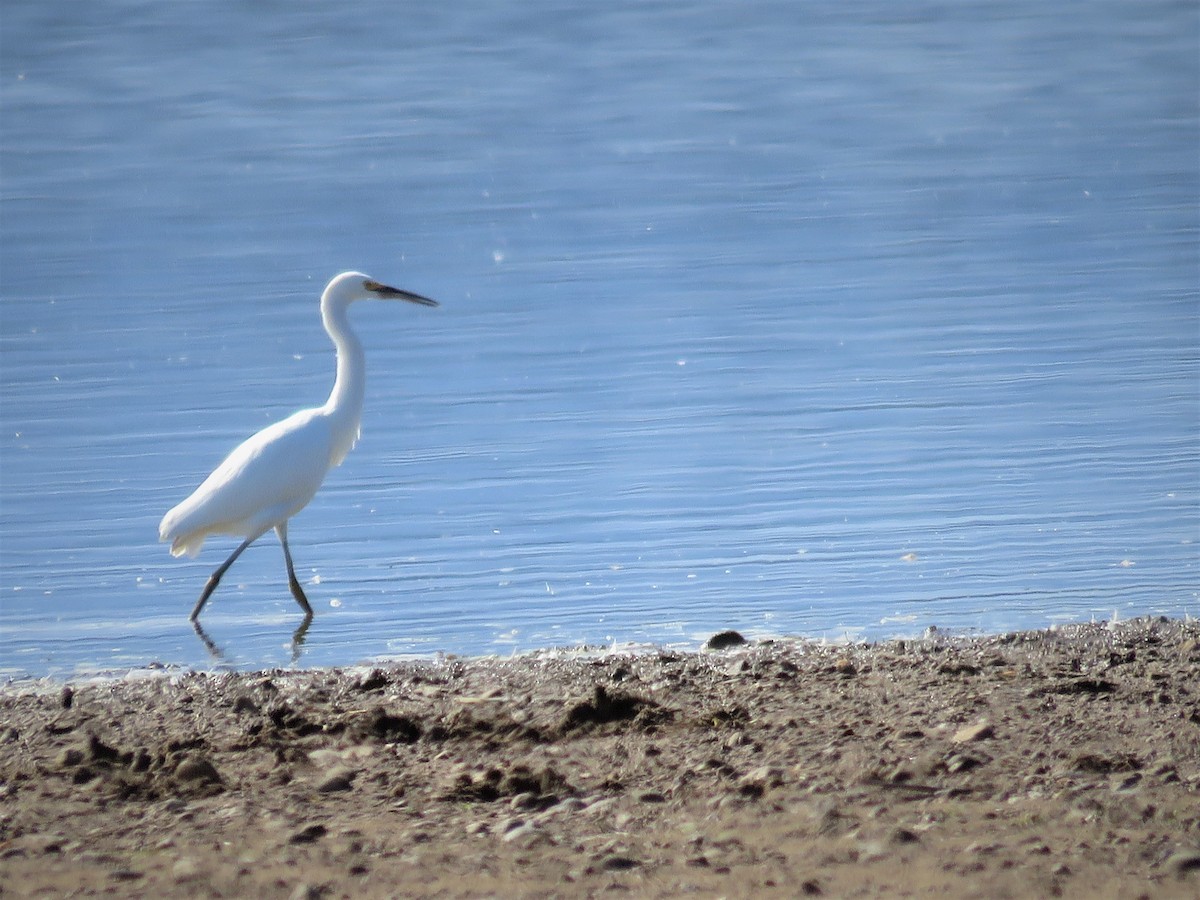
[2,1,1197,677]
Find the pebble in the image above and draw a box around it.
[580,797,616,817]
[705,631,747,651]
[1165,851,1200,877]
[740,765,785,792]
[501,823,548,846]
[945,753,986,774]
[498,816,525,834]
[833,658,857,676]
[508,791,538,810]
[952,722,995,744]
[289,824,327,845]
[172,858,201,880]
[316,771,355,793]
[738,781,765,800]
[1110,772,1141,793]
[87,733,122,762]
[889,826,921,845]
[175,756,222,784]
[601,855,641,871]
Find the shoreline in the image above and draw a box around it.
[7,613,1194,687]
[2,617,1198,897]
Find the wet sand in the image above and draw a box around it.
[2,617,1198,898]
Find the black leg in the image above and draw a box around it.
[191,537,254,621]
[191,618,227,661]
[276,523,314,617]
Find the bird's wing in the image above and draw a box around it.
[159,409,335,555]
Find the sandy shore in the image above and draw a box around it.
[1,617,1198,898]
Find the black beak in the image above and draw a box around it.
[364,280,439,307]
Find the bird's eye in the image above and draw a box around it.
[363,280,382,292]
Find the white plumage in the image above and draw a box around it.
[159,271,438,621]
[160,408,335,558]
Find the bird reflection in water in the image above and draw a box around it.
[191,611,314,665]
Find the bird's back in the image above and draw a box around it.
[159,408,337,557]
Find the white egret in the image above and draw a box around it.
[159,271,438,622]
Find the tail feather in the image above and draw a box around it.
[159,506,205,558]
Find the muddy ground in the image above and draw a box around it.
[2,618,1199,898]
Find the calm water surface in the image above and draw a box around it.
[1,1,1197,677]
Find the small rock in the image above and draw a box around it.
[1166,851,1200,877]
[57,748,85,768]
[354,669,390,692]
[316,771,354,793]
[815,806,847,836]
[952,722,995,744]
[1110,772,1142,793]
[723,730,752,750]
[31,836,63,855]
[946,753,986,774]
[601,855,641,871]
[87,733,122,763]
[581,797,616,817]
[289,824,327,845]
[501,823,547,846]
[1152,763,1180,784]
[60,687,74,709]
[509,791,538,810]
[1070,752,1142,774]
[129,749,152,772]
[175,756,222,784]
[172,858,201,880]
[498,816,525,834]
[800,879,823,896]
[889,826,921,845]
[289,884,324,900]
[705,630,747,651]
[740,765,785,792]
[738,781,765,800]
[1052,677,1116,695]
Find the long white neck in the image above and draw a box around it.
[320,288,366,466]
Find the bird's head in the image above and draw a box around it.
[324,271,439,308]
